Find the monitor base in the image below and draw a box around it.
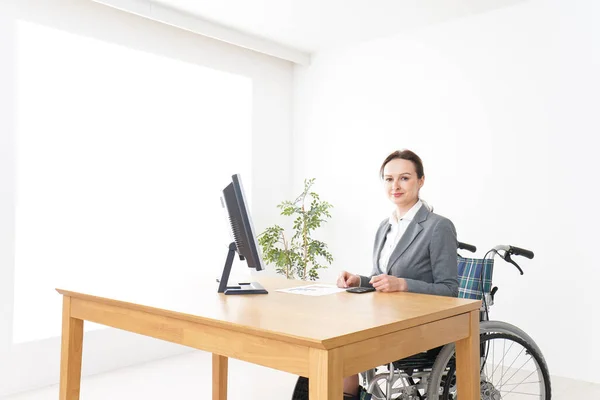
[224,282,268,295]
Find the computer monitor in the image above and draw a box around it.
[218,174,268,295]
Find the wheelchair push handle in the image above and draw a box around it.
[458,241,477,253]
[509,245,534,259]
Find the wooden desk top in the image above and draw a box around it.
[57,276,480,350]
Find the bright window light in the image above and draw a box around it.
[14,20,252,343]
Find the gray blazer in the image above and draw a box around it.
[359,205,459,297]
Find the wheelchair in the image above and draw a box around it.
[292,242,552,399]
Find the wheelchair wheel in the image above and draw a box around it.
[478,320,550,367]
[427,332,551,399]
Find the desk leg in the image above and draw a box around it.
[455,310,480,400]
[212,354,228,400]
[59,296,84,400]
[309,348,343,400]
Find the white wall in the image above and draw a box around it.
[293,0,599,384]
[0,0,293,396]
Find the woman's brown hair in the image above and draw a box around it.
[379,150,424,179]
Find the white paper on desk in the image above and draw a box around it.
[276,284,346,296]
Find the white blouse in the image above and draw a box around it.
[377,200,423,273]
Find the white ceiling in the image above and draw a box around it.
[152,0,523,53]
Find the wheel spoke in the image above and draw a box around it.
[500,389,543,397]
[500,380,542,387]
[430,332,549,400]
[498,355,533,390]
[498,361,537,396]
[490,338,517,379]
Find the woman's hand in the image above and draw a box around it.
[337,271,360,288]
[369,275,408,292]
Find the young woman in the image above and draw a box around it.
[337,149,459,398]
[293,150,459,400]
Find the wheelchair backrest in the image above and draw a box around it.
[457,255,494,300]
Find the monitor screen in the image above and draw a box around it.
[218,174,268,295]
[221,174,265,271]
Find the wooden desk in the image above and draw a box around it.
[57,278,480,399]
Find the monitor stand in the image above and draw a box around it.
[217,242,268,295]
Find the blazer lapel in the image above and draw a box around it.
[373,222,391,273]
[386,205,429,274]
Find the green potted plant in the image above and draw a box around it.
[258,178,333,281]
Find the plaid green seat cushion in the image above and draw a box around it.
[457,255,494,299]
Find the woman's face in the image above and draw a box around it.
[383,158,424,210]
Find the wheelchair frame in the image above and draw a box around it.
[360,243,551,400]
